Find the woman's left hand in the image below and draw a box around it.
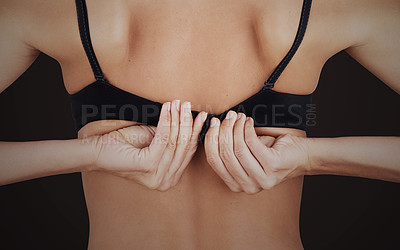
[204,111,310,194]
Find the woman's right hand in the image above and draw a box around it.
[88,100,207,191]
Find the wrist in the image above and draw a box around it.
[76,135,101,172]
[302,137,330,176]
[299,137,317,175]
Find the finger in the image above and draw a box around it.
[244,118,273,168]
[204,117,242,192]
[172,111,207,185]
[258,135,275,147]
[159,101,192,189]
[146,102,171,165]
[156,100,181,181]
[233,114,268,187]
[115,124,155,149]
[219,111,260,192]
[189,111,208,148]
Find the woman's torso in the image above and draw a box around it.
[23,0,358,248]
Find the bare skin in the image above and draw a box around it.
[75,1,318,248]
[1,0,399,249]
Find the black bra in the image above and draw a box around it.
[69,0,313,143]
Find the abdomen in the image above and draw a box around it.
[82,127,305,250]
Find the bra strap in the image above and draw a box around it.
[75,0,311,86]
[75,0,106,82]
[263,0,312,90]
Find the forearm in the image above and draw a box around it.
[0,138,96,186]
[305,136,400,182]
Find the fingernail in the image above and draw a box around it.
[166,102,171,111]
[249,117,254,126]
[202,112,208,122]
[185,102,191,114]
[210,118,218,127]
[245,117,252,126]
[226,111,235,119]
[237,113,242,120]
[176,100,181,111]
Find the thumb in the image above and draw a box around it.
[258,136,275,147]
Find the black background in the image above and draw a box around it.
[0,52,399,250]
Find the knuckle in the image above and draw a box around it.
[166,140,177,151]
[157,183,171,192]
[282,133,293,140]
[205,132,219,145]
[142,163,156,173]
[233,146,246,158]
[222,178,242,192]
[170,134,178,143]
[220,120,229,128]
[219,148,233,161]
[150,176,165,190]
[260,136,275,147]
[218,134,229,145]
[159,133,170,144]
[147,180,160,190]
[278,133,294,144]
[220,175,232,184]
[183,142,192,152]
[245,136,255,147]
[229,185,242,193]
[187,144,198,155]
[261,181,274,190]
[206,154,218,166]
[246,138,263,155]
[243,185,261,195]
[171,174,181,187]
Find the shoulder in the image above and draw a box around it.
[309,0,399,52]
[0,0,74,38]
[304,0,400,92]
[275,0,399,65]
[0,0,78,55]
